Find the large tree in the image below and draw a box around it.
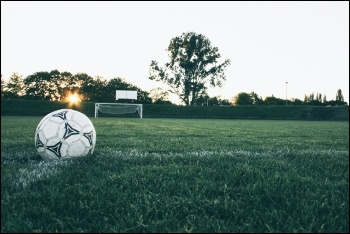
[149,32,230,105]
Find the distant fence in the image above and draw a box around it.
[1,99,349,121]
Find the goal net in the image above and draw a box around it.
[95,103,143,119]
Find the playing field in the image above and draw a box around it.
[1,116,349,233]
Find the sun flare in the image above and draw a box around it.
[68,93,80,105]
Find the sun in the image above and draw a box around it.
[67,93,81,105]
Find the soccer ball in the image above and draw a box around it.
[35,109,96,161]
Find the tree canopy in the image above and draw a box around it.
[149,32,230,105]
[2,70,153,104]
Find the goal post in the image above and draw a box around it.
[95,103,143,119]
[95,90,142,118]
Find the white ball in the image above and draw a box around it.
[35,109,96,161]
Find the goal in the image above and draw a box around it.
[95,103,143,119]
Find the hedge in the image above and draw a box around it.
[1,99,348,121]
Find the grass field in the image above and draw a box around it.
[1,116,349,233]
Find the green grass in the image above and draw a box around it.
[1,116,349,233]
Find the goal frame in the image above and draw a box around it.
[95,103,143,119]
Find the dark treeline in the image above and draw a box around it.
[1,71,348,106]
[232,91,347,106]
[1,70,153,104]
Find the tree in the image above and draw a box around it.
[149,32,230,105]
[336,89,344,102]
[290,98,303,105]
[137,90,152,104]
[250,92,263,105]
[23,71,64,100]
[53,70,74,101]
[194,94,230,106]
[233,92,253,105]
[303,92,319,106]
[323,95,327,103]
[149,87,172,104]
[264,95,285,105]
[195,93,210,105]
[23,71,51,100]
[48,69,63,101]
[219,98,231,106]
[5,72,25,98]
[75,73,100,101]
[316,93,322,102]
[207,96,220,106]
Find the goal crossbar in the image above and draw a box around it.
[95,103,143,119]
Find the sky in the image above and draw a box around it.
[1,1,349,104]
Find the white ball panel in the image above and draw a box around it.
[42,121,60,139]
[67,141,87,157]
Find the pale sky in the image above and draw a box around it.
[1,1,349,104]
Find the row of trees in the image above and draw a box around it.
[1,71,346,106]
[1,71,156,103]
[231,90,347,106]
[1,31,348,106]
